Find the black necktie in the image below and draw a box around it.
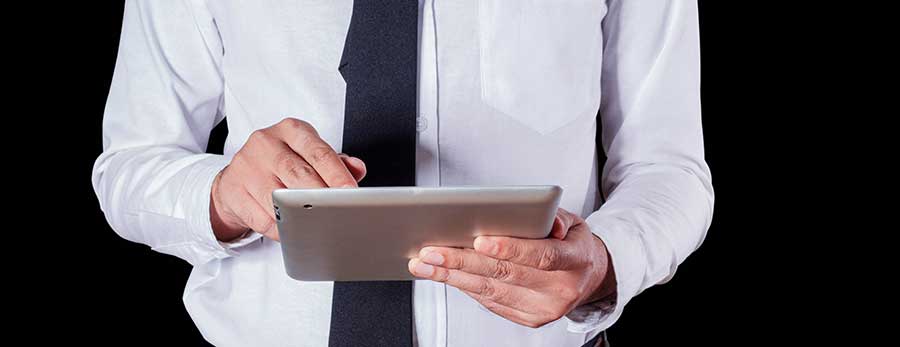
[330,1,417,346]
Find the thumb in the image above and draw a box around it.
[549,208,578,240]
[549,214,568,240]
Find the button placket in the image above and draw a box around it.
[415,0,441,188]
[418,1,447,346]
[416,116,428,132]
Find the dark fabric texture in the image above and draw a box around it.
[338,0,418,187]
[329,0,418,346]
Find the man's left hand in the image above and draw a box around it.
[408,208,617,328]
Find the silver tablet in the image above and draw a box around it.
[273,185,562,281]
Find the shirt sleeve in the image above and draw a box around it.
[91,0,262,267]
[565,0,715,333]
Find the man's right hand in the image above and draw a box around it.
[209,118,366,242]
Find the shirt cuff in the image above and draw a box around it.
[565,210,648,333]
[183,154,263,264]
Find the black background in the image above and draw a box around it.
[18,1,835,345]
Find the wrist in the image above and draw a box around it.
[580,235,618,306]
[210,169,248,242]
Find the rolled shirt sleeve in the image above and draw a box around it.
[91,0,260,267]
[566,0,715,333]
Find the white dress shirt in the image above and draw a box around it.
[92,0,713,346]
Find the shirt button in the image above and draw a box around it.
[416,116,428,132]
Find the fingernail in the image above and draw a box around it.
[474,237,498,255]
[340,184,354,188]
[421,251,444,266]
[413,260,434,277]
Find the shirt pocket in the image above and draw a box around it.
[478,0,607,135]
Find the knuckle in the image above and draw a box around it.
[537,247,561,270]
[308,146,335,164]
[581,254,597,270]
[279,117,308,130]
[435,268,451,282]
[275,152,315,180]
[479,280,501,301]
[452,252,467,269]
[274,151,297,169]
[249,129,270,142]
[289,162,318,181]
[509,243,525,262]
[491,261,513,281]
